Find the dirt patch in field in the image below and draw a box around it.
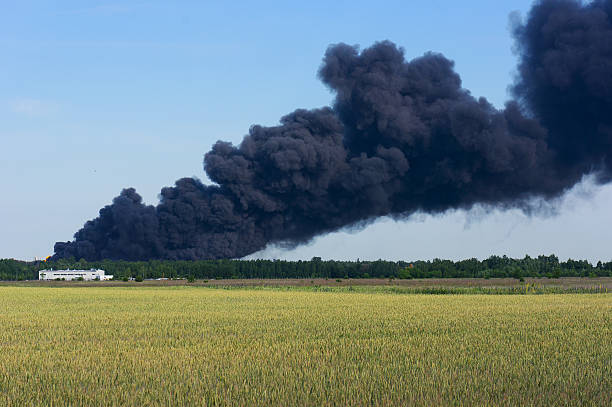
[2,277,611,289]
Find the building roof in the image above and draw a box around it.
[39,269,105,273]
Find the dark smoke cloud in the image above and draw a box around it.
[53,0,612,260]
[512,0,612,180]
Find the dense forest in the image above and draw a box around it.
[1,255,611,281]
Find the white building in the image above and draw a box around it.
[39,269,113,281]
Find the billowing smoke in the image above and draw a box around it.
[53,0,612,260]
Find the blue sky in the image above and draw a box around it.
[4,0,612,262]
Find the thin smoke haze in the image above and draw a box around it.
[54,0,612,261]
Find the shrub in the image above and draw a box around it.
[398,268,412,279]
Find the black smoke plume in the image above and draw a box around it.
[53,0,612,260]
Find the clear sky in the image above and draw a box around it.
[3,0,612,262]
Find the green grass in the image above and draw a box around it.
[0,287,610,406]
[210,283,609,295]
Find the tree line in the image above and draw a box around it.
[1,255,611,281]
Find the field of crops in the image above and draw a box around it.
[0,287,610,406]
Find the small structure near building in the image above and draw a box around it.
[39,268,113,281]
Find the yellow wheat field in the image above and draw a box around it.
[0,287,610,406]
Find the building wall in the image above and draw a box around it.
[38,269,112,281]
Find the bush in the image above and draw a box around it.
[121,276,129,282]
[187,276,195,283]
[398,268,412,279]
[135,276,143,282]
